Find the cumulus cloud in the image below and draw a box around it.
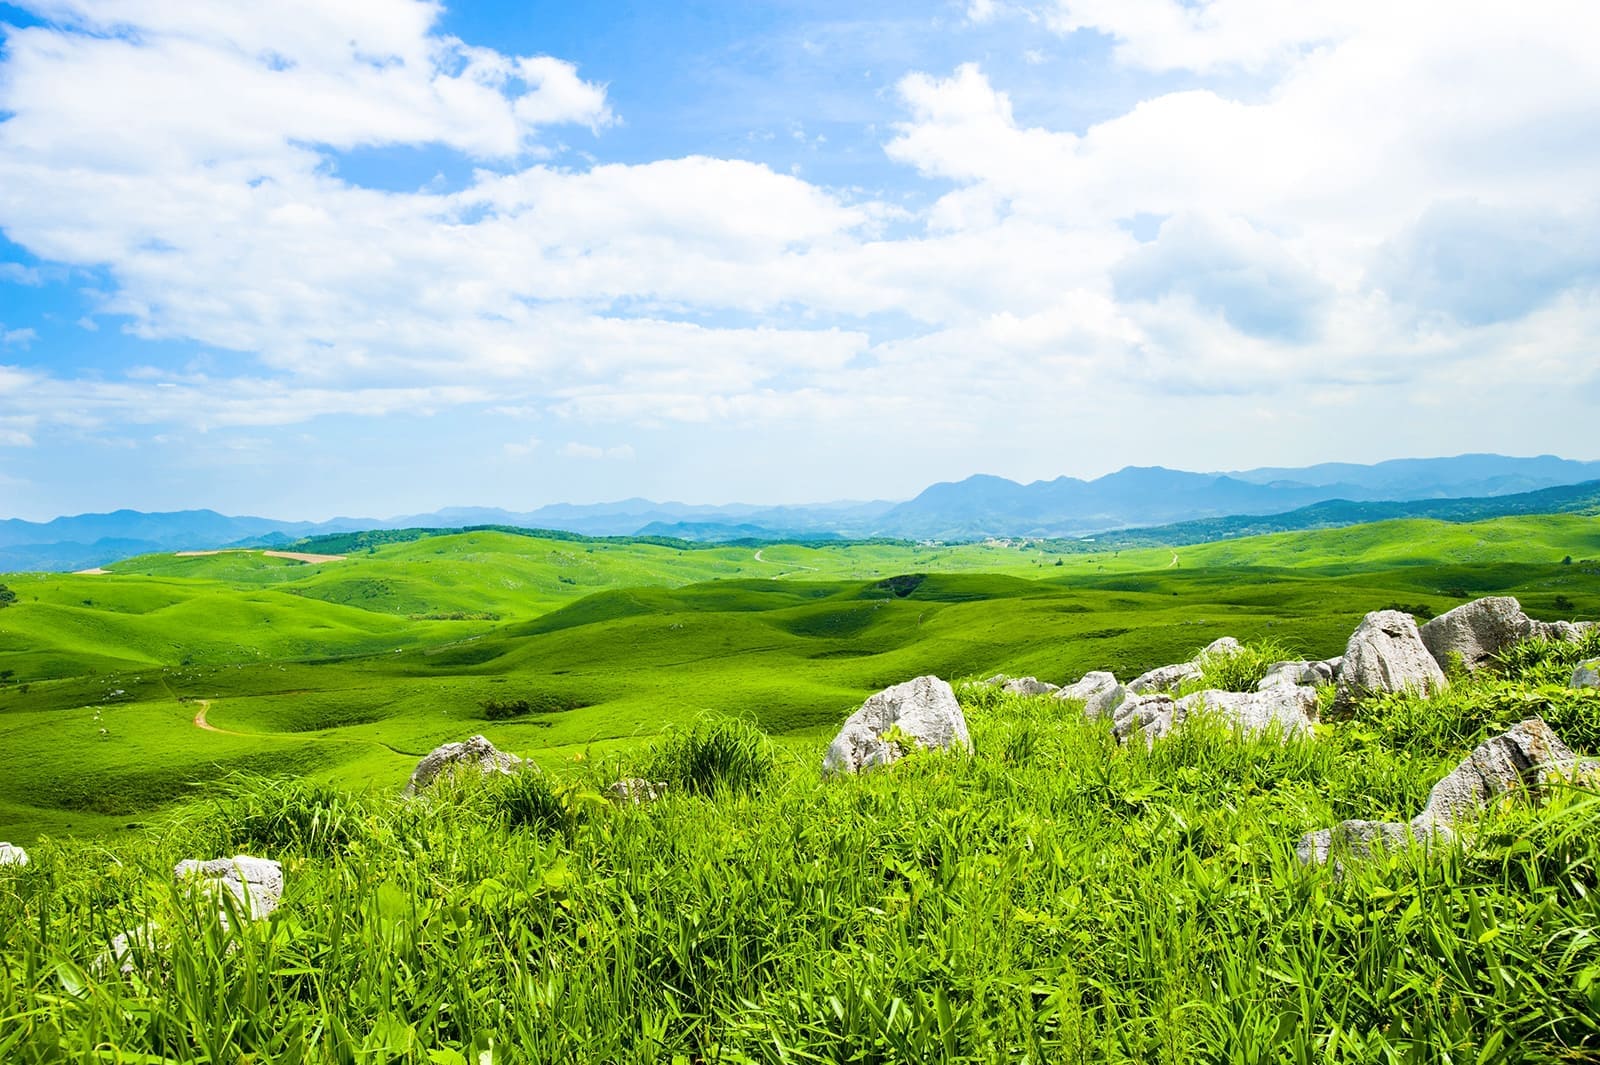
[0,0,1597,485]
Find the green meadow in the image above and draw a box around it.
[2,513,1600,1060]
[0,515,1596,839]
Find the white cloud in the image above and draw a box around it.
[0,0,1597,491]
[561,442,634,461]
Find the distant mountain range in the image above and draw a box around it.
[3,453,1598,571]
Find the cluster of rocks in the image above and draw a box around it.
[1297,717,1598,867]
[816,596,1595,785]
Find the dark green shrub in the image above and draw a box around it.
[0,584,16,607]
[210,776,369,857]
[491,766,597,837]
[642,715,776,796]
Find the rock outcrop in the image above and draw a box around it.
[1299,718,1588,866]
[404,735,522,795]
[175,854,285,920]
[1333,610,1446,710]
[0,841,27,867]
[1055,671,1126,719]
[823,675,969,776]
[1114,686,1317,747]
[1574,659,1600,689]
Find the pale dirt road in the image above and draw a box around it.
[174,549,345,563]
[191,699,243,736]
[1168,552,1180,568]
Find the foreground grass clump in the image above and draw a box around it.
[1186,636,1302,693]
[5,664,1600,1064]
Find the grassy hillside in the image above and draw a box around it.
[0,515,1596,839]
[4,644,1600,1062]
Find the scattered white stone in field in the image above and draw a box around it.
[0,842,27,867]
[607,778,668,804]
[1525,619,1596,643]
[175,854,284,920]
[1574,659,1600,689]
[1258,658,1341,690]
[823,675,969,776]
[1114,686,1317,747]
[1199,637,1242,658]
[1411,718,1578,833]
[404,734,522,795]
[1001,676,1060,696]
[1333,610,1446,711]
[1295,820,1445,867]
[1055,671,1126,719]
[977,674,1009,688]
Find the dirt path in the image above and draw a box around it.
[174,548,345,564]
[754,548,819,579]
[1168,552,1180,568]
[74,567,110,575]
[191,699,245,736]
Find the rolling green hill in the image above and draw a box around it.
[0,513,1596,839]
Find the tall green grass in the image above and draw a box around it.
[4,653,1600,1063]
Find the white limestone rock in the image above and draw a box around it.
[823,675,970,776]
[607,777,668,804]
[1002,676,1060,696]
[0,842,27,867]
[1412,718,1577,833]
[1296,820,1445,867]
[1333,610,1447,711]
[175,854,284,921]
[1259,658,1342,690]
[1573,659,1600,690]
[1419,596,1531,672]
[1055,671,1126,719]
[404,734,522,795]
[1128,661,1202,695]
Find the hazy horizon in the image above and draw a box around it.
[3,1,1599,521]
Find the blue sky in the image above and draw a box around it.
[1,0,1598,520]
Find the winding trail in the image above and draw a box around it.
[191,699,241,736]
[753,547,821,579]
[1168,552,1180,569]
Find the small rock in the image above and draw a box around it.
[1419,596,1530,672]
[405,735,522,795]
[607,777,668,804]
[1258,659,1338,689]
[977,674,1009,688]
[1055,671,1126,719]
[1199,637,1242,658]
[0,841,27,867]
[1296,820,1446,867]
[1412,717,1576,832]
[1110,693,1178,746]
[1128,661,1202,695]
[1333,610,1447,711]
[1525,619,1596,643]
[823,675,970,776]
[104,921,163,977]
[1571,659,1599,690]
[1001,676,1060,696]
[174,855,284,921]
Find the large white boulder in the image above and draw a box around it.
[1333,610,1447,711]
[0,842,27,867]
[1412,718,1579,832]
[1419,596,1531,672]
[404,734,522,795]
[175,854,285,921]
[1055,671,1126,719]
[823,676,970,776]
[1127,661,1202,695]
